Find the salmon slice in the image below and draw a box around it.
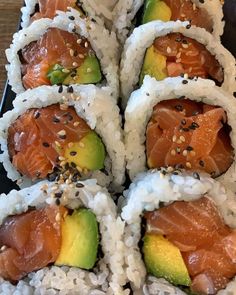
[0,206,67,281]
[31,0,77,22]
[164,0,213,32]
[8,104,91,180]
[146,99,233,177]
[145,197,236,293]
[21,28,92,89]
[154,33,223,83]
[145,197,230,251]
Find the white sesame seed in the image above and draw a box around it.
[167,46,172,54]
[57,130,66,137]
[55,213,61,222]
[69,49,74,56]
[85,41,88,48]
[72,62,78,67]
[62,68,70,73]
[59,156,66,161]
[79,142,85,148]
[171,149,176,156]
[190,150,196,157]
[0,245,7,252]
[183,150,188,156]
[77,39,82,44]
[186,162,192,168]
[172,135,177,142]
[73,121,80,127]
[78,54,84,59]
[180,135,186,142]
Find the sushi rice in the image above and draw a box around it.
[0,84,125,189]
[6,9,119,99]
[0,178,127,295]
[121,170,236,294]
[124,76,236,191]
[120,20,236,106]
[112,0,224,44]
[21,0,118,29]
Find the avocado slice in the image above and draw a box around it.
[63,55,102,85]
[143,234,191,286]
[47,64,70,85]
[55,208,99,269]
[142,0,172,24]
[139,45,167,84]
[64,131,105,171]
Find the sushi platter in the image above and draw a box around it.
[0,0,236,294]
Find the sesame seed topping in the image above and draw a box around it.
[172,135,177,142]
[62,68,70,73]
[199,160,205,167]
[193,172,200,180]
[85,41,89,48]
[180,135,185,142]
[34,111,40,119]
[171,149,176,156]
[70,151,77,156]
[186,146,193,151]
[76,183,84,188]
[42,142,50,148]
[58,85,63,93]
[186,162,192,168]
[67,86,74,93]
[190,150,196,157]
[69,16,75,20]
[0,245,7,252]
[59,156,66,161]
[73,121,80,127]
[181,119,186,125]
[167,46,171,54]
[55,199,61,206]
[183,150,188,156]
[68,142,74,148]
[79,54,84,59]
[55,141,61,147]
[77,39,82,44]
[60,104,69,111]
[79,142,85,148]
[182,80,188,84]
[69,49,74,56]
[72,62,78,67]
[186,24,191,29]
[175,104,183,112]
[57,130,66,138]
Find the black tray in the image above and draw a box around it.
[1,0,236,194]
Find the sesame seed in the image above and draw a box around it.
[186,146,193,151]
[67,86,74,93]
[199,160,205,167]
[66,43,72,47]
[34,111,40,119]
[77,39,82,44]
[73,121,80,127]
[182,80,188,84]
[70,151,77,156]
[184,73,189,79]
[0,245,7,252]
[62,68,70,73]
[167,166,174,173]
[58,85,63,93]
[176,147,181,154]
[183,150,188,156]
[186,24,191,29]
[193,172,200,180]
[69,16,75,20]
[85,41,89,48]
[55,199,61,206]
[176,58,182,63]
[177,139,182,144]
[193,3,196,10]
[180,135,185,142]
[76,183,84,188]
[190,150,196,157]
[175,104,183,111]
[60,104,69,110]
[70,49,74,56]
[167,46,171,54]
[181,119,186,125]
[172,135,177,142]
[176,52,181,59]
[72,62,78,67]
[186,162,192,168]
[79,54,84,59]
[57,130,66,138]
[55,141,61,147]
[59,156,66,161]
[79,142,85,148]
[42,142,50,148]
[86,68,92,73]
[171,149,176,156]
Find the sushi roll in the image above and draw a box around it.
[125,76,236,189]
[113,0,224,44]
[6,9,119,99]
[21,0,117,30]
[121,170,236,294]
[0,178,126,294]
[0,84,125,189]
[120,20,236,105]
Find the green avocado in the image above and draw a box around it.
[47,64,70,85]
[64,131,105,171]
[139,45,167,85]
[63,55,102,85]
[143,234,191,286]
[142,0,172,24]
[55,209,99,269]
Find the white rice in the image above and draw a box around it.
[21,0,118,29]
[0,84,125,189]
[124,76,236,192]
[120,20,236,106]
[121,170,236,294]
[112,0,224,44]
[0,178,127,294]
[6,9,119,99]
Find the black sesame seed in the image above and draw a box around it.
[199,0,204,3]
[55,198,61,206]
[146,93,150,96]
[59,134,67,140]
[192,122,199,128]
[65,163,70,170]
[181,119,186,125]
[186,146,193,151]
[34,111,40,119]
[72,28,76,33]
[180,73,184,78]
[53,117,60,123]
[186,24,191,29]
[58,85,63,93]
[178,95,185,100]
[67,86,74,93]
[182,39,188,44]
[193,172,200,180]
[70,151,77,156]
[73,50,78,56]
[47,172,58,182]
[42,142,50,147]
[23,99,27,102]
[69,16,75,20]
[71,162,77,168]
[76,183,84,188]
[192,111,199,116]
[182,80,188,84]
[199,160,205,167]
[75,191,80,197]
[55,191,63,198]
[175,104,184,112]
